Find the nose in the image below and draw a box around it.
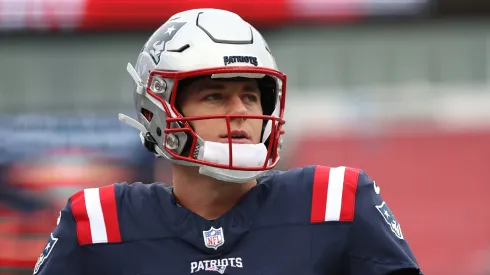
[227,94,248,116]
[226,94,248,125]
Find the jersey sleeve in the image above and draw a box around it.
[33,198,85,275]
[344,170,422,275]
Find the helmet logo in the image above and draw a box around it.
[144,21,187,64]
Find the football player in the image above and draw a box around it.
[33,8,422,275]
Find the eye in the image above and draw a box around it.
[243,93,259,103]
[203,93,222,101]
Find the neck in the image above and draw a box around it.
[170,164,256,220]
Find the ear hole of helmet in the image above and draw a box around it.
[141,108,154,122]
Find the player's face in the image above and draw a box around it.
[180,77,263,144]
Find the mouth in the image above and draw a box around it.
[219,131,252,144]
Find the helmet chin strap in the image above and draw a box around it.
[197,141,270,183]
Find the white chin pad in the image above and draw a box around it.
[198,141,267,167]
[197,141,269,183]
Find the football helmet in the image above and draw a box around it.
[119,8,287,183]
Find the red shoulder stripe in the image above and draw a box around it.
[339,167,360,222]
[99,184,121,243]
[70,189,93,245]
[311,166,331,223]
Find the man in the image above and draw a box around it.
[33,8,422,275]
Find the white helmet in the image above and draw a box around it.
[119,8,287,183]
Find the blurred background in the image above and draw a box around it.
[0,0,489,274]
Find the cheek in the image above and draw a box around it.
[250,103,263,115]
[190,119,222,140]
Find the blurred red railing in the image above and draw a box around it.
[0,0,428,32]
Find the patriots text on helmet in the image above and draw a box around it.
[223,56,258,66]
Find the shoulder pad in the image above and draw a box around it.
[310,166,361,223]
[70,184,122,245]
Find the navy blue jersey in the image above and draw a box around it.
[33,165,422,275]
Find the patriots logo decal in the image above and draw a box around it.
[375,201,404,240]
[33,233,58,274]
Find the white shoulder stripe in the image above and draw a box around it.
[84,188,108,244]
[325,166,346,221]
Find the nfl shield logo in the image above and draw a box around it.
[202,226,225,250]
